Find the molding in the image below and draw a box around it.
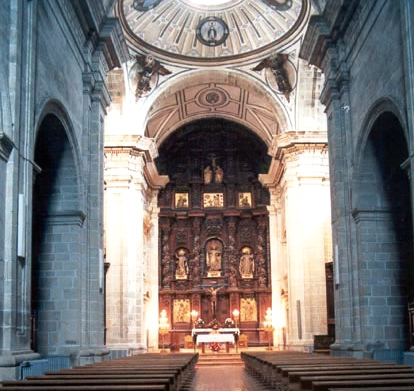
[351,208,395,223]
[43,210,86,226]
[105,135,169,190]
[0,132,15,162]
[260,131,328,188]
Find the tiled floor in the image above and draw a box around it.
[184,366,271,391]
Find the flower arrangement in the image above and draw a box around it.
[195,318,205,328]
[210,342,221,352]
[224,318,235,328]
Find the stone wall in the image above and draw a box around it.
[0,0,128,379]
[301,0,414,356]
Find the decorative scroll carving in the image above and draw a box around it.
[206,216,223,236]
[173,299,190,323]
[175,229,187,246]
[256,217,267,288]
[191,218,202,286]
[161,227,171,289]
[239,219,252,243]
[227,218,238,287]
[240,297,257,322]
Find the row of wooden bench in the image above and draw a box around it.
[241,351,414,391]
[0,352,198,391]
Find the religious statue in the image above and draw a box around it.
[133,54,172,100]
[251,53,293,102]
[206,239,222,277]
[204,166,212,184]
[175,248,189,279]
[239,247,254,278]
[208,285,224,318]
[215,165,224,183]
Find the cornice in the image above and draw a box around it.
[44,210,86,227]
[104,135,169,189]
[260,131,328,188]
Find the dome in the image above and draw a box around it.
[118,0,309,65]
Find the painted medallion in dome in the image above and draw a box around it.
[118,0,309,65]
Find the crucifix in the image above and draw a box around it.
[203,284,227,319]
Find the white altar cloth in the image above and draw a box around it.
[196,333,235,344]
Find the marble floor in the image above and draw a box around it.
[183,366,271,391]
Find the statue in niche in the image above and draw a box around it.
[239,247,254,279]
[204,166,212,184]
[206,239,222,277]
[215,165,224,183]
[175,248,189,280]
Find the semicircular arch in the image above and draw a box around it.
[34,99,84,210]
[140,69,291,147]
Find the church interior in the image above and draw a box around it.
[1,0,414,387]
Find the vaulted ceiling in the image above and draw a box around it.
[145,81,281,146]
[118,0,308,65]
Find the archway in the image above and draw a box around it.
[31,113,81,355]
[155,118,272,348]
[355,111,412,351]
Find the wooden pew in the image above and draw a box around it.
[1,378,173,391]
[0,387,166,391]
[312,378,414,391]
[0,353,198,391]
[328,388,414,391]
[283,366,414,390]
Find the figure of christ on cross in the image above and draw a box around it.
[208,285,225,319]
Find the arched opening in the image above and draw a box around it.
[355,111,412,351]
[31,114,80,355]
[155,118,272,348]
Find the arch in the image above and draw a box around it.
[31,102,84,355]
[354,96,409,183]
[353,105,412,351]
[34,99,83,205]
[139,69,292,147]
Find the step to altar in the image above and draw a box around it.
[196,353,244,367]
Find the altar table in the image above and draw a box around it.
[196,333,235,353]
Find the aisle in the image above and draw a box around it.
[184,366,271,391]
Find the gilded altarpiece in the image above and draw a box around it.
[156,121,272,346]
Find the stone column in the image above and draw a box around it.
[267,188,284,348]
[104,136,168,353]
[261,132,331,350]
[144,193,161,351]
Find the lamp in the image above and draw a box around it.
[159,309,170,353]
[191,310,198,352]
[263,307,275,351]
[232,309,240,353]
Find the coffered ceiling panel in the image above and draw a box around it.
[146,82,280,144]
